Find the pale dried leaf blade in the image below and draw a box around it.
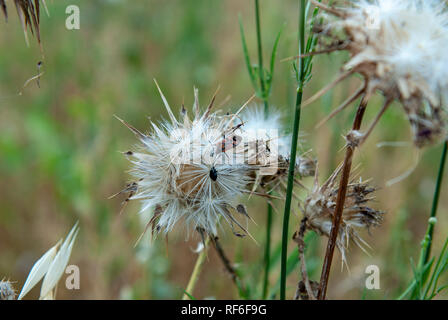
[39,223,79,299]
[18,240,61,300]
[40,293,54,299]
[41,0,49,17]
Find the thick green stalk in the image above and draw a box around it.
[280,0,306,300]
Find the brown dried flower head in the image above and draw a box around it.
[302,166,383,264]
[239,106,316,195]
[309,0,448,147]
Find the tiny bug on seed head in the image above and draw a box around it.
[209,167,218,181]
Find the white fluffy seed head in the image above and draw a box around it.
[316,0,448,147]
[128,117,252,236]
[120,92,316,238]
[120,88,277,237]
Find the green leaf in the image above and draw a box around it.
[266,23,285,96]
[239,14,258,92]
[182,290,197,300]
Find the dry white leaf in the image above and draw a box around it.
[18,222,79,300]
[40,222,79,299]
[17,241,60,300]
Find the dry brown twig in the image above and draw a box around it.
[293,217,317,300]
[210,236,247,295]
[318,96,368,299]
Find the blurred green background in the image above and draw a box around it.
[0,0,447,300]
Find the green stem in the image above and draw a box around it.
[280,1,306,300]
[420,141,447,266]
[182,238,210,300]
[262,204,273,299]
[254,0,273,300]
[398,141,448,300]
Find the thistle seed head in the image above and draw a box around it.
[239,105,316,194]
[314,0,448,147]
[302,167,384,264]
[239,105,291,157]
[0,280,16,300]
[118,86,284,238]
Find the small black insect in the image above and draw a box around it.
[209,167,218,181]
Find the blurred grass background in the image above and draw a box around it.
[0,0,447,300]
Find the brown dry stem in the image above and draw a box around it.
[317,96,368,300]
[293,217,316,300]
[210,236,247,296]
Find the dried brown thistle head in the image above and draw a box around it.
[301,166,384,265]
[248,153,316,193]
[307,0,448,147]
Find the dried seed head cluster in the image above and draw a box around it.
[302,167,383,264]
[239,106,316,194]
[312,0,448,147]
[118,86,317,239]
[0,280,16,300]
[240,105,290,156]
[249,155,316,196]
[118,85,298,238]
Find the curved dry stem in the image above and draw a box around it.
[210,236,248,298]
[316,85,365,128]
[309,0,345,18]
[303,71,352,108]
[360,98,393,145]
[293,217,316,300]
[317,96,368,300]
[281,43,349,63]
